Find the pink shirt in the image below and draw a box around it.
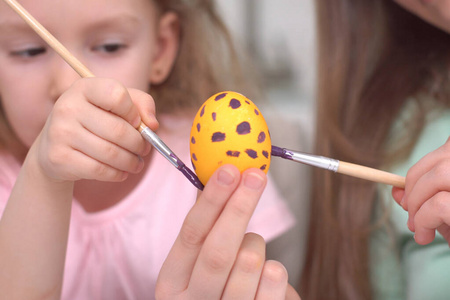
[0,115,295,299]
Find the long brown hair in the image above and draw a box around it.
[300,1,450,299]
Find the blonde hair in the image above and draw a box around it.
[301,1,450,299]
[152,0,260,115]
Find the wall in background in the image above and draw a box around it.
[214,0,316,121]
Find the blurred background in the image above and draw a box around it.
[214,0,317,286]
[215,0,316,130]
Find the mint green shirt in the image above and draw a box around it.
[372,106,450,300]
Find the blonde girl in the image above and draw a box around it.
[0,0,295,298]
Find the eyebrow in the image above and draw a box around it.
[0,13,142,37]
[80,14,142,33]
[0,20,35,34]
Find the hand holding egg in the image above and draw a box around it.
[190,91,272,185]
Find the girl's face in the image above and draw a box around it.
[0,0,177,148]
[395,0,450,33]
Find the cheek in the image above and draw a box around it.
[0,89,50,148]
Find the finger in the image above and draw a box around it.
[78,105,148,157]
[188,168,267,298]
[77,78,142,128]
[413,191,450,245]
[71,128,144,174]
[222,233,266,300]
[128,88,159,131]
[406,159,450,231]
[403,138,450,210]
[44,145,129,182]
[391,187,405,208]
[437,225,450,246]
[255,260,289,300]
[155,165,240,298]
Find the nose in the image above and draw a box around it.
[48,55,82,101]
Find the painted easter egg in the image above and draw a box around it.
[190,91,271,185]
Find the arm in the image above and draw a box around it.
[0,78,157,299]
[156,164,300,300]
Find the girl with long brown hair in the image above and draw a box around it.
[301,0,450,299]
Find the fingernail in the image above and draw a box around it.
[407,218,415,232]
[400,196,405,207]
[136,156,144,172]
[143,142,152,156]
[132,117,141,129]
[218,168,235,185]
[244,172,264,190]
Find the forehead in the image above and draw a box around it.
[0,0,157,34]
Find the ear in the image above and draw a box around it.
[150,12,180,85]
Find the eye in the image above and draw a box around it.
[92,43,127,54]
[10,47,46,58]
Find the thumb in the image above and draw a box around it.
[128,88,159,131]
[392,187,406,210]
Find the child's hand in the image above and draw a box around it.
[30,77,157,183]
[392,138,450,245]
[156,165,301,300]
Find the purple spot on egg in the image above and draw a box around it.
[245,100,250,105]
[192,153,198,161]
[200,105,205,117]
[245,149,258,159]
[215,93,227,101]
[197,123,201,132]
[229,99,241,109]
[236,122,251,135]
[260,164,267,171]
[226,150,240,157]
[212,112,216,121]
[257,132,266,143]
[254,109,259,116]
[191,136,196,144]
[212,132,226,142]
[262,150,269,158]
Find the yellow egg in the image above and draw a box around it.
[190,91,271,185]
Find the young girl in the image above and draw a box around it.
[0,0,295,298]
[300,0,450,299]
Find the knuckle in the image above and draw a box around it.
[237,248,264,274]
[432,192,450,213]
[103,143,121,161]
[92,162,110,178]
[112,121,129,139]
[109,82,128,107]
[203,247,232,272]
[432,160,450,178]
[178,221,206,249]
[228,199,254,219]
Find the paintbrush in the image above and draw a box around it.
[3,0,204,190]
[271,145,405,188]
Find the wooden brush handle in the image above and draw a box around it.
[3,0,94,78]
[338,161,405,188]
